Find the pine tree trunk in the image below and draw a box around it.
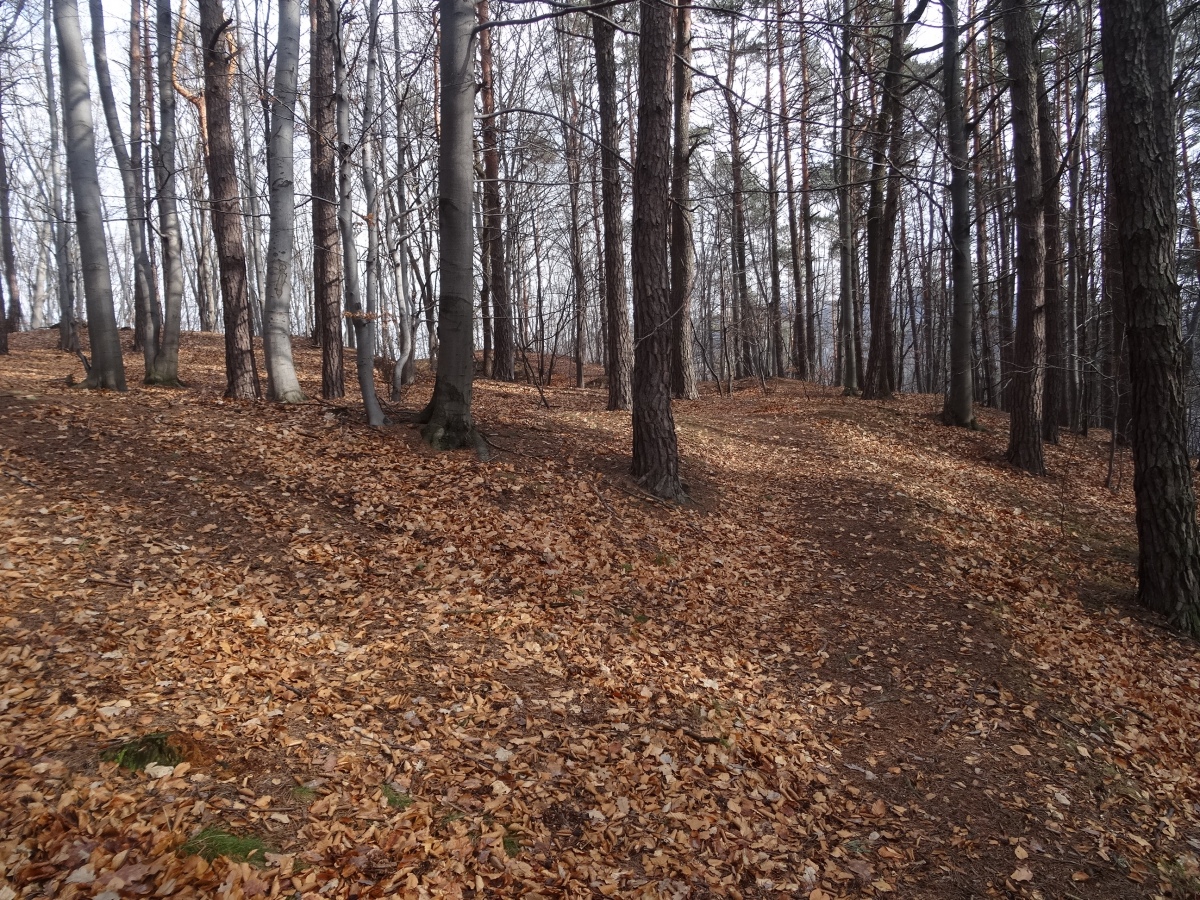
[593,12,632,410]
[1038,73,1065,443]
[310,0,343,399]
[1101,0,1200,636]
[200,0,261,399]
[630,0,683,500]
[837,0,858,395]
[55,0,126,390]
[1002,0,1045,474]
[670,0,699,399]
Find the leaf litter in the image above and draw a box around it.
[0,330,1197,899]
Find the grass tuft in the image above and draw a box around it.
[382,783,413,810]
[100,733,183,771]
[181,827,270,865]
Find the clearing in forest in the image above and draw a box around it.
[0,331,1198,900]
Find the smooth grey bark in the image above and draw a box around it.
[88,0,157,380]
[55,0,125,389]
[1101,0,1200,637]
[418,0,484,453]
[943,0,975,427]
[45,0,76,352]
[330,0,384,425]
[151,0,183,384]
[262,0,305,403]
[630,0,684,500]
[360,0,383,412]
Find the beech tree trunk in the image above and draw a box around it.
[1002,0,1045,474]
[593,12,632,411]
[45,0,76,352]
[0,89,18,350]
[630,0,683,501]
[1101,0,1200,637]
[151,0,184,384]
[311,0,343,399]
[55,0,125,390]
[419,0,484,453]
[261,0,305,403]
[200,0,260,399]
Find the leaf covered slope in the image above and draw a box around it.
[1,331,1197,899]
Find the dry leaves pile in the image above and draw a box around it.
[0,331,1198,899]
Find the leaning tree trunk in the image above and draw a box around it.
[670,0,699,399]
[630,0,684,501]
[311,0,344,399]
[1002,0,1046,474]
[200,0,261,399]
[418,0,485,453]
[55,0,125,390]
[1101,0,1200,637]
[262,0,305,403]
[150,0,184,385]
[330,0,383,425]
[479,0,514,381]
[943,0,975,427]
[593,12,632,411]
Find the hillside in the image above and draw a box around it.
[1,330,1198,899]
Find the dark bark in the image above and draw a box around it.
[593,12,632,410]
[1038,73,1065,443]
[0,90,18,348]
[1002,0,1045,474]
[1102,0,1200,636]
[943,0,974,426]
[200,0,261,399]
[630,0,683,501]
[479,0,513,381]
[670,0,699,399]
[311,0,344,399]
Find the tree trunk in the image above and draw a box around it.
[45,0,76,352]
[1038,73,1065,443]
[1002,0,1045,474]
[670,0,699,399]
[764,32,784,380]
[630,0,683,500]
[837,0,858,395]
[151,0,184,384]
[200,0,261,399]
[943,0,974,426]
[55,0,125,389]
[331,0,383,425]
[311,0,343,399]
[1102,0,1200,636]
[419,0,484,453]
[262,0,305,402]
[0,89,18,349]
[725,22,754,380]
[479,0,513,381]
[775,0,804,379]
[593,12,632,410]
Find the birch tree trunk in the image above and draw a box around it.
[262,0,305,403]
[55,0,125,390]
[630,0,683,501]
[418,0,484,453]
[1101,0,1200,636]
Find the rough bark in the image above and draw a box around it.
[1002,0,1045,474]
[200,0,261,399]
[419,0,485,454]
[670,0,699,399]
[837,0,858,395]
[311,0,343,399]
[775,0,805,379]
[593,12,632,410]
[630,0,684,501]
[943,0,975,427]
[55,0,125,390]
[1038,73,1065,443]
[1101,0,1200,636]
[479,0,513,381]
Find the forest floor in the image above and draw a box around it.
[0,330,1198,900]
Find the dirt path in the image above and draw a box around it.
[1,332,1197,899]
